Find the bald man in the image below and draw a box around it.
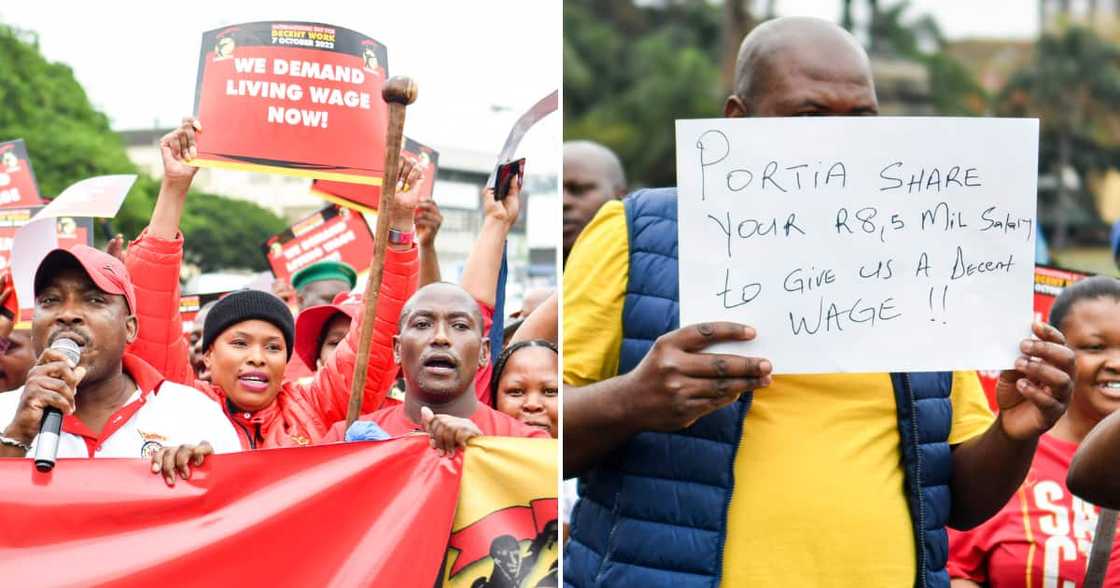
[562,141,626,263]
[563,17,1074,587]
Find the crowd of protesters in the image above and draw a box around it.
[561,15,1120,588]
[0,114,559,486]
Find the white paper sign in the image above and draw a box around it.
[12,175,136,312]
[675,117,1038,374]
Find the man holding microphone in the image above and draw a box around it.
[0,239,239,464]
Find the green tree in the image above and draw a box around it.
[1000,26,1120,247]
[564,0,723,188]
[564,0,985,187]
[868,2,988,116]
[0,22,285,272]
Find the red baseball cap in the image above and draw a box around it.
[33,244,137,314]
[294,291,362,369]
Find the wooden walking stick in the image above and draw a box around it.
[346,76,418,428]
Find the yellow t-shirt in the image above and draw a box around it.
[564,200,997,587]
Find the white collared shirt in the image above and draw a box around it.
[0,381,241,459]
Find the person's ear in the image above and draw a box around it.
[392,335,401,365]
[202,348,213,371]
[124,314,139,345]
[479,337,491,368]
[724,94,749,118]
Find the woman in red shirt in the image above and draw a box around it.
[491,340,558,439]
[949,276,1120,587]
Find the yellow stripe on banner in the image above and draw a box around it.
[1018,486,1035,588]
[309,189,379,215]
[442,437,558,588]
[190,157,385,186]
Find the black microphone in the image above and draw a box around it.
[33,337,81,472]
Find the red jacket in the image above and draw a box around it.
[124,230,419,449]
[124,229,193,385]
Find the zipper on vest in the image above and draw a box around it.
[713,394,750,587]
[902,373,927,588]
[594,494,624,585]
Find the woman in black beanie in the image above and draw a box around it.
[194,200,422,450]
[138,120,426,453]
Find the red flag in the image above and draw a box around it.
[0,437,461,587]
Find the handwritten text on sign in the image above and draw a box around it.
[675,117,1038,374]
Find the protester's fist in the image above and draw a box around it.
[995,321,1075,441]
[415,200,443,247]
[393,155,424,212]
[622,322,772,432]
[159,117,202,185]
[150,441,213,487]
[3,350,86,445]
[481,176,521,228]
[421,406,481,456]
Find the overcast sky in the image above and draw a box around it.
[0,1,561,168]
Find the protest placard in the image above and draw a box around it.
[311,137,438,213]
[0,206,93,327]
[262,203,375,283]
[0,140,44,209]
[675,117,1039,374]
[179,291,228,334]
[0,208,92,274]
[10,175,135,317]
[191,22,389,184]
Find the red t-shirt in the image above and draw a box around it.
[321,401,549,442]
[948,434,1120,587]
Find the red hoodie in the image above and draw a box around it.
[125,230,418,449]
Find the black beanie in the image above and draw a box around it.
[202,290,295,360]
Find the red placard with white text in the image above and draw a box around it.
[0,140,44,209]
[977,264,1094,409]
[179,291,229,334]
[262,203,374,283]
[191,22,389,184]
[311,137,438,213]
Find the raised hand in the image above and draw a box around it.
[995,321,1075,441]
[159,117,202,186]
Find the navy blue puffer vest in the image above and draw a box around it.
[565,188,954,588]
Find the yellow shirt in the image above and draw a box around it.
[564,200,997,587]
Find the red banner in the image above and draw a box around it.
[0,139,44,209]
[977,264,1093,408]
[261,203,375,283]
[191,21,389,184]
[312,137,439,213]
[0,438,461,587]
